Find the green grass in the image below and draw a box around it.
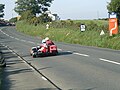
[16,20,120,50]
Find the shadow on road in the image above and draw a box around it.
[33,88,57,90]
[57,51,73,56]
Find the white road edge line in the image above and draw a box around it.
[73,52,89,57]
[99,58,120,65]
[42,76,47,81]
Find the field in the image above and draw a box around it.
[16,20,120,50]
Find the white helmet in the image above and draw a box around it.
[42,39,46,43]
[45,37,49,41]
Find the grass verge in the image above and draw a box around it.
[16,20,120,50]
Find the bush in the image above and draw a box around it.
[29,17,40,26]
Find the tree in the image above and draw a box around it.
[14,0,53,16]
[39,13,52,23]
[20,10,34,20]
[0,4,5,18]
[107,0,120,19]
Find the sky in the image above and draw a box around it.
[0,0,111,20]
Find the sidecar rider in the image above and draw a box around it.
[45,37,54,45]
[38,39,48,53]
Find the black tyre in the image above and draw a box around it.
[32,54,36,58]
[52,51,58,56]
[3,63,6,67]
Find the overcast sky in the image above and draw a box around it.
[0,0,110,20]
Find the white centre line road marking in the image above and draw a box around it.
[15,38,20,40]
[58,48,62,51]
[28,41,35,44]
[73,52,89,57]
[99,58,120,65]
[10,36,14,38]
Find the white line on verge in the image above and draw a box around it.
[99,58,120,65]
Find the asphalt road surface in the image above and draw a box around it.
[0,26,120,90]
[0,44,57,90]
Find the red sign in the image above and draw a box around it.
[109,18,118,36]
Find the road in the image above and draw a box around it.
[0,44,57,90]
[0,26,120,90]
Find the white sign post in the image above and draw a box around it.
[100,30,105,41]
[46,24,49,29]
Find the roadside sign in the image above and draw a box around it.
[109,18,118,36]
[80,24,86,32]
[109,12,117,18]
[100,30,105,36]
[108,12,118,36]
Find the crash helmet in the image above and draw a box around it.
[45,37,49,41]
[42,39,46,43]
